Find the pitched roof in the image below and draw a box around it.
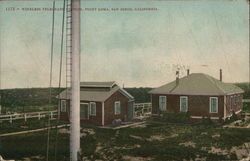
[80,81,116,88]
[59,82,134,102]
[149,73,244,95]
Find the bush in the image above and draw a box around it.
[160,112,191,123]
[201,117,214,125]
[231,111,238,121]
[243,102,250,112]
[224,117,231,124]
[234,122,239,126]
[218,117,224,124]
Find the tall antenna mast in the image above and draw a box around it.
[70,0,81,160]
[0,34,1,115]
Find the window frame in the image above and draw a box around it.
[80,103,89,119]
[234,95,237,106]
[89,102,96,116]
[114,101,121,115]
[159,96,167,111]
[180,96,188,112]
[60,100,67,112]
[209,97,218,113]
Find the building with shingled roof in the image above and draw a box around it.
[59,81,134,126]
[149,71,244,121]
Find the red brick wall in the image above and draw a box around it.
[151,94,224,118]
[59,100,103,126]
[104,91,129,125]
[59,90,130,126]
[59,99,70,121]
[79,101,102,126]
[225,93,243,117]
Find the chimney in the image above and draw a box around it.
[187,69,190,76]
[220,69,222,81]
[176,70,180,85]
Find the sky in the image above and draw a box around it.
[0,0,249,88]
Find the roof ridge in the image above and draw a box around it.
[203,74,226,94]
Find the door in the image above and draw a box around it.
[80,103,89,119]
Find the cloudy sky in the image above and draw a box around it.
[0,0,249,88]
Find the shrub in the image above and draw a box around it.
[234,122,239,126]
[242,102,250,112]
[231,111,238,121]
[218,117,224,124]
[201,117,214,125]
[161,112,191,123]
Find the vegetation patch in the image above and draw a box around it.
[1,120,250,160]
[148,112,191,123]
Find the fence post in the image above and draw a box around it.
[24,114,27,122]
[38,112,41,120]
[142,104,145,116]
[10,115,12,123]
[50,111,53,119]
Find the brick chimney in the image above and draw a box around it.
[220,69,222,81]
[176,70,180,85]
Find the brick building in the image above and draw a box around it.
[59,82,134,126]
[149,72,244,121]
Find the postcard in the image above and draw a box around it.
[0,0,249,161]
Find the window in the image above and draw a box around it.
[80,103,89,119]
[114,101,121,115]
[159,96,166,111]
[60,100,66,112]
[234,96,237,106]
[210,97,218,113]
[180,96,188,112]
[90,102,96,116]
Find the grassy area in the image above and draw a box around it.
[1,119,250,161]
[0,117,65,134]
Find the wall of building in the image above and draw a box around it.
[59,99,103,126]
[79,101,103,126]
[104,91,129,125]
[151,94,224,118]
[225,93,243,117]
[59,99,70,121]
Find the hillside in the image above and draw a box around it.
[0,82,248,109]
[234,82,250,99]
[0,88,64,108]
[124,87,152,103]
